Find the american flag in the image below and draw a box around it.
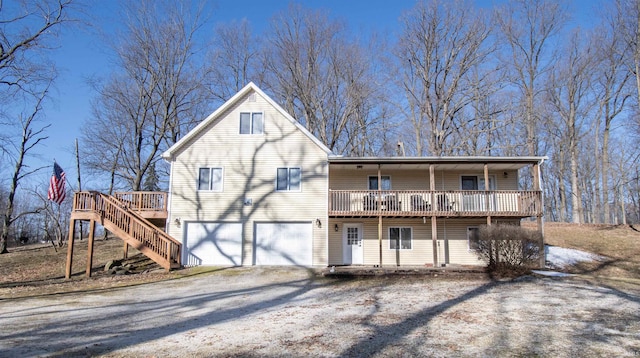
[47,162,66,205]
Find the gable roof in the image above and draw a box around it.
[162,82,333,161]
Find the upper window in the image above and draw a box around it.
[467,227,480,251]
[461,175,495,190]
[240,112,264,134]
[277,167,301,191]
[198,167,223,191]
[368,175,391,190]
[389,227,412,250]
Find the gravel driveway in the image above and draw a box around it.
[1,267,639,357]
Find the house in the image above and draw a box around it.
[161,82,546,268]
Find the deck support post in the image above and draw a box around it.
[431,216,438,267]
[533,162,545,268]
[378,164,382,267]
[65,219,75,279]
[123,242,129,259]
[429,164,438,266]
[86,219,96,277]
[378,216,383,267]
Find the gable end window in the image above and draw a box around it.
[240,112,264,134]
[276,167,301,191]
[198,167,223,191]
[389,227,412,250]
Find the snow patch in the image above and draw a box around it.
[531,270,573,277]
[545,245,605,269]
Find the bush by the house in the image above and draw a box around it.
[475,224,542,271]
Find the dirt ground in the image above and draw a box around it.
[1,267,639,357]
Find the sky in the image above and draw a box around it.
[31,0,597,190]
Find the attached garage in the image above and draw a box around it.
[183,222,243,266]
[254,222,312,266]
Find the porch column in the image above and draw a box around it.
[484,163,491,226]
[533,162,545,268]
[378,216,383,267]
[429,164,438,266]
[378,164,382,267]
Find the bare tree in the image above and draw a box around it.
[263,4,383,155]
[0,0,74,96]
[547,31,596,224]
[591,7,633,223]
[84,0,210,190]
[205,19,265,105]
[0,88,49,253]
[393,0,492,156]
[495,0,568,156]
[0,0,76,253]
[618,0,640,110]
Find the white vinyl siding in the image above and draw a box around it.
[198,167,223,191]
[167,89,329,266]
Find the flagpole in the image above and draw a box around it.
[76,139,83,240]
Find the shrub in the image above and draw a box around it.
[476,224,542,270]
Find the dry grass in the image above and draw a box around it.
[524,221,640,280]
[0,238,182,298]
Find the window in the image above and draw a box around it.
[461,175,495,190]
[276,167,301,191]
[198,167,223,191]
[389,227,412,250]
[467,227,480,251]
[240,112,263,134]
[368,175,391,190]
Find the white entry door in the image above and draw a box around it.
[342,224,363,265]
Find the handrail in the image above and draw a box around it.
[73,191,180,269]
[329,189,542,217]
[113,191,167,212]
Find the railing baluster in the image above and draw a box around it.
[328,189,542,217]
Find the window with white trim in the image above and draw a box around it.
[461,175,496,190]
[389,227,412,250]
[276,167,301,191]
[368,175,391,190]
[198,167,223,191]
[467,227,480,251]
[240,112,263,134]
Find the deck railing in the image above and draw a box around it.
[329,190,542,217]
[72,191,180,269]
[113,191,167,213]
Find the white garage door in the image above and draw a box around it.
[183,222,242,266]
[255,222,312,266]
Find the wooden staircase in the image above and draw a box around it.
[67,191,181,277]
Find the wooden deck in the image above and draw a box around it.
[329,190,542,218]
[68,191,179,277]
